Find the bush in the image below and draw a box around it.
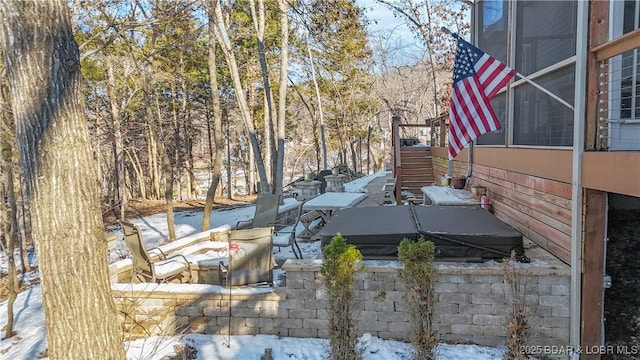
[503,250,531,360]
[321,233,364,360]
[398,237,437,360]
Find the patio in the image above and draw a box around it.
[109,173,571,356]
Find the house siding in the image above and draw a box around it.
[430,147,573,264]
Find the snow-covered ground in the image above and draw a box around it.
[0,171,513,359]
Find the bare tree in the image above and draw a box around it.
[210,0,271,193]
[202,0,226,231]
[0,1,125,358]
[376,0,470,116]
[274,0,289,194]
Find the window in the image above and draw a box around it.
[476,94,506,146]
[475,0,508,146]
[515,1,577,76]
[513,66,575,146]
[474,0,577,147]
[608,0,640,151]
[477,1,508,63]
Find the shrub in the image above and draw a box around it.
[503,250,531,360]
[398,237,437,360]
[321,233,364,360]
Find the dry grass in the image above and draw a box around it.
[0,275,39,302]
[102,196,256,227]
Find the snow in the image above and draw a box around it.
[0,171,513,359]
[420,185,480,206]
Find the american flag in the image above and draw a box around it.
[448,34,515,160]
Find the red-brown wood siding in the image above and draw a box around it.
[431,147,573,264]
[583,152,640,197]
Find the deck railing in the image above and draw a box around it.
[590,28,640,151]
[391,116,434,203]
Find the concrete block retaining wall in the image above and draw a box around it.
[112,259,570,353]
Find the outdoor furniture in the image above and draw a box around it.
[420,185,480,206]
[298,192,367,240]
[119,220,192,283]
[218,227,274,286]
[106,233,118,250]
[297,210,324,240]
[235,193,281,229]
[272,201,305,259]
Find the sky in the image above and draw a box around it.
[361,1,416,44]
[358,0,427,66]
[0,172,516,360]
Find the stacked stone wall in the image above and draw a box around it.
[112,259,570,357]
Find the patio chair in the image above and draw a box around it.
[272,201,305,259]
[235,193,282,229]
[218,227,274,286]
[119,220,192,284]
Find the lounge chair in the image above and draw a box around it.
[119,220,192,283]
[235,193,281,229]
[218,227,274,286]
[272,201,305,259]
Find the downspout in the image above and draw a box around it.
[570,1,588,358]
[465,0,477,181]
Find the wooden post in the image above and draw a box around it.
[581,189,607,359]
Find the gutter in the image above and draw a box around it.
[570,1,588,358]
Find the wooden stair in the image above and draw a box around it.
[398,146,435,203]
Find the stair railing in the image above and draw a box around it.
[391,116,432,204]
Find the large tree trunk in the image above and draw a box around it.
[0,1,125,359]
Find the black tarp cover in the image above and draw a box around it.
[317,205,525,261]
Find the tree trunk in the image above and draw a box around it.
[211,1,270,193]
[19,188,30,273]
[202,4,226,231]
[164,84,179,241]
[145,87,160,200]
[106,58,126,220]
[0,1,125,358]
[275,0,289,195]
[249,0,276,192]
[125,149,146,198]
[1,144,19,338]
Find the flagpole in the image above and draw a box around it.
[515,72,575,111]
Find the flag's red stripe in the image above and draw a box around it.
[449,97,465,156]
[459,81,482,140]
[449,95,464,154]
[453,85,476,143]
[448,37,515,160]
[477,57,513,98]
[465,78,494,133]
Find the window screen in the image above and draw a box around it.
[515,1,577,76]
[607,0,640,150]
[512,66,575,146]
[476,93,506,145]
[477,1,508,64]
